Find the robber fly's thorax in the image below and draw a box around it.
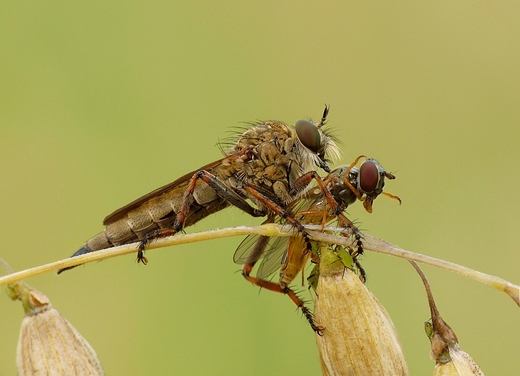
[223,120,325,205]
[224,120,338,206]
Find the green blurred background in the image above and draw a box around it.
[1,2,519,375]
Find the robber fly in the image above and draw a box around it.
[233,156,401,333]
[58,106,340,274]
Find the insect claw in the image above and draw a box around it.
[136,248,148,265]
[315,325,326,336]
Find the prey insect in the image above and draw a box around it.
[234,156,401,333]
[58,107,340,273]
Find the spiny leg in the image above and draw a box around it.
[291,170,368,269]
[241,261,324,335]
[294,171,369,276]
[290,171,343,214]
[331,245,367,284]
[137,170,266,263]
[335,212,365,264]
[352,255,367,283]
[242,182,315,254]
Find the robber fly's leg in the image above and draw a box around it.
[333,245,366,283]
[137,170,266,263]
[248,171,339,254]
[290,171,341,215]
[291,171,367,262]
[336,212,364,259]
[242,183,313,252]
[352,255,367,283]
[241,260,325,335]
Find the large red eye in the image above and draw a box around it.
[359,160,379,193]
[295,119,321,154]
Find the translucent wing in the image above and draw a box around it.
[233,217,275,265]
[233,212,290,279]
[255,236,290,280]
[233,186,324,280]
[234,233,290,280]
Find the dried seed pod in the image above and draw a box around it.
[409,261,484,376]
[8,280,104,376]
[314,245,408,376]
[426,321,484,376]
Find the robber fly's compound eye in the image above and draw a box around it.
[295,119,322,154]
[359,159,380,193]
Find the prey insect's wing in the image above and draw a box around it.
[233,212,290,280]
[103,157,229,225]
[233,215,276,265]
[233,233,265,265]
[234,231,290,279]
[260,196,316,273]
[255,237,290,280]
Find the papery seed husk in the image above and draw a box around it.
[13,285,104,376]
[314,246,408,376]
[432,347,484,376]
[409,261,484,376]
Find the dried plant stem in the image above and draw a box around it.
[0,224,294,285]
[0,224,518,307]
[359,233,520,307]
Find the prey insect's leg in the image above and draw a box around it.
[382,191,402,204]
[137,170,266,263]
[241,259,325,335]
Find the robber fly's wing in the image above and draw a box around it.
[253,195,320,280]
[103,157,229,225]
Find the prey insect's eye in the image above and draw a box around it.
[295,119,322,154]
[359,160,380,193]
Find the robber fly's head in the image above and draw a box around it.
[294,105,340,173]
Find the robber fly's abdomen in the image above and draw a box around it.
[75,182,228,256]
